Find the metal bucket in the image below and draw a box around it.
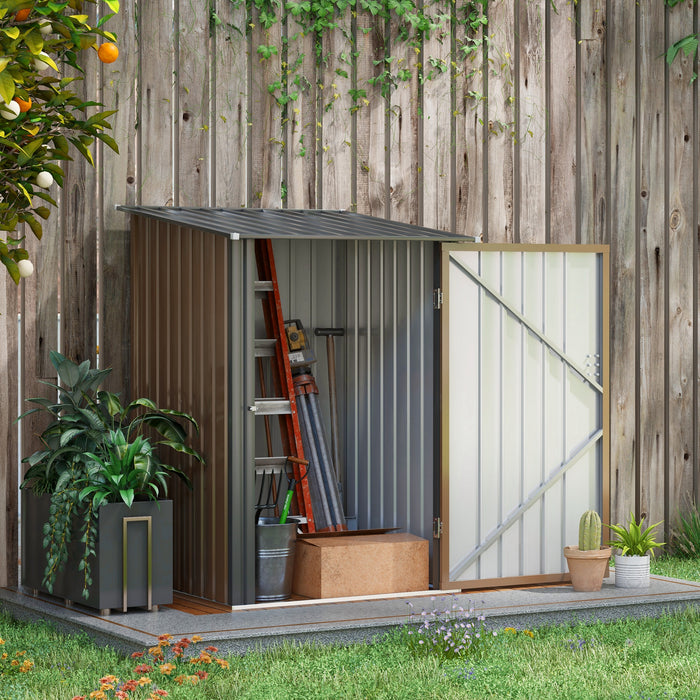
[255,517,298,602]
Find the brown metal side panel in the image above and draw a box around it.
[131,217,229,603]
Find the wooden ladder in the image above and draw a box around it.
[253,239,316,532]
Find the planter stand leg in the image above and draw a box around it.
[122,516,153,613]
[100,608,111,616]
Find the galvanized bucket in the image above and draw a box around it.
[255,517,298,602]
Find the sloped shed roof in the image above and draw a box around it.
[117,206,476,242]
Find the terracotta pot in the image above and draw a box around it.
[563,545,612,592]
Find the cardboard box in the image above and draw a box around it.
[292,531,429,599]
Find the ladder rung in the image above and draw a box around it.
[255,280,273,293]
[254,399,291,415]
[254,338,277,357]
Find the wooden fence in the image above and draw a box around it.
[1,0,698,589]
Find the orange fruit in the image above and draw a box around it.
[97,42,119,64]
[15,8,31,21]
[14,96,31,112]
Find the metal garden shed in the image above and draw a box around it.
[121,206,609,606]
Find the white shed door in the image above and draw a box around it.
[440,244,609,589]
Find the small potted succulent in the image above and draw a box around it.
[563,510,612,592]
[606,512,664,588]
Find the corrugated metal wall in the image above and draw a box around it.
[272,239,436,541]
[131,216,230,603]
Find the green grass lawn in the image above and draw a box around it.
[1,556,699,699]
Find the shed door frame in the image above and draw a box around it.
[438,243,610,590]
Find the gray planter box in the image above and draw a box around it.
[22,492,173,612]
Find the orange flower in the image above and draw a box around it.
[191,635,203,643]
[71,696,86,700]
[137,676,152,686]
[122,680,139,691]
[115,692,128,699]
[89,692,106,699]
[205,645,218,653]
[134,664,153,674]
[195,670,209,680]
[215,658,229,668]
[152,691,169,697]
[100,675,119,685]
[158,662,176,675]
[131,651,144,658]
[20,660,34,672]
[158,634,173,642]
[0,637,5,644]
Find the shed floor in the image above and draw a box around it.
[2,574,700,656]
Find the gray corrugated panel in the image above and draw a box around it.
[117,206,475,242]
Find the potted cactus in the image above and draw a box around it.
[563,510,612,592]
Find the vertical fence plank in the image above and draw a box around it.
[101,0,137,391]
[286,26,317,208]
[389,15,419,225]
[517,0,546,244]
[455,12,485,239]
[486,0,515,242]
[61,11,98,365]
[139,0,175,206]
[421,4,452,230]
[355,14,387,216]
[548,0,576,245]
[177,0,210,207]
[608,0,637,526]
[578,0,607,246]
[637,0,666,529]
[251,16,283,207]
[321,9,354,210]
[666,0,695,531]
[0,283,18,586]
[213,1,249,207]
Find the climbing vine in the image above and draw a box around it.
[212,0,488,107]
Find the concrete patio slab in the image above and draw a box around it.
[2,573,700,656]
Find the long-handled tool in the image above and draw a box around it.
[279,457,308,524]
[314,328,344,489]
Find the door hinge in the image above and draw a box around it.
[433,517,443,539]
[433,288,444,310]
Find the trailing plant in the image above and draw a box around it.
[671,500,700,558]
[606,512,665,557]
[0,0,120,282]
[19,350,203,599]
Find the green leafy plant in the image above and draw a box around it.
[0,0,120,282]
[671,501,700,558]
[606,512,665,557]
[19,350,203,598]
